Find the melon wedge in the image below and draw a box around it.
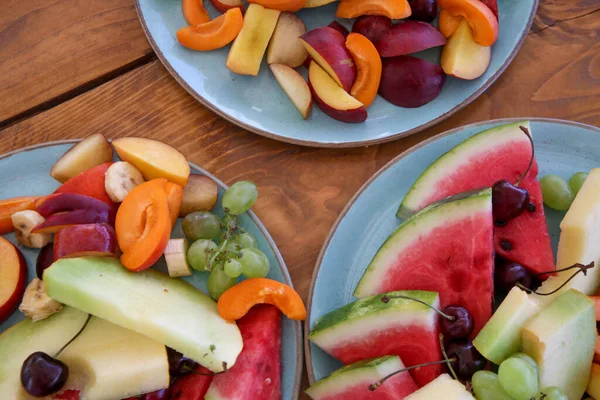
[305,356,418,399]
[44,257,242,372]
[309,290,442,387]
[355,189,494,336]
[396,121,554,276]
[405,374,475,400]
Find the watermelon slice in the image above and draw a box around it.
[355,189,494,336]
[309,290,442,387]
[397,121,554,276]
[205,305,281,400]
[305,356,419,399]
[169,366,214,399]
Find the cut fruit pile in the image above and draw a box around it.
[175,0,500,123]
[307,121,600,400]
[0,134,306,400]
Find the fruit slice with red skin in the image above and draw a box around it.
[327,21,349,37]
[355,189,494,337]
[54,223,118,260]
[352,15,392,44]
[376,21,446,57]
[205,305,281,400]
[54,163,115,205]
[397,121,554,276]
[309,290,442,387]
[209,0,244,13]
[170,366,213,399]
[32,208,117,234]
[0,236,28,323]
[480,0,498,19]
[305,355,419,399]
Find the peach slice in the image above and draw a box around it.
[180,175,219,216]
[50,134,113,184]
[248,0,306,11]
[336,0,412,19]
[54,223,118,260]
[304,0,337,7]
[226,4,281,76]
[266,12,308,68]
[308,61,367,123]
[437,0,498,46]
[112,137,190,187]
[300,27,357,92]
[209,0,244,13]
[182,0,210,25]
[270,63,313,119]
[376,21,446,57]
[0,236,27,324]
[441,18,491,80]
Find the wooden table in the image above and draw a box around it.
[1,0,599,397]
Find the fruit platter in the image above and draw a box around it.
[0,137,304,399]
[134,0,537,146]
[306,118,600,399]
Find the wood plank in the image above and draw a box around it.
[0,0,152,124]
[533,0,600,31]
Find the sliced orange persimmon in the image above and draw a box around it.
[182,0,210,25]
[217,278,307,321]
[115,179,172,272]
[345,33,382,108]
[247,0,306,12]
[0,196,41,235]
[437,0,498,46]
[439,9,462,38]
[336,0,411,20]
[165,182,183,227]
[177,8,244,51]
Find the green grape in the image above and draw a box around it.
[510,353,538,375]
[568,172,588,196]
[222,181,258,215]
[187,239,218,271]
[207,264,236,300]
[536,386,567,400]
[498,357,538,400]
[540,175,574,211]
[225,240,241,252]
[471,371,513,400]
[236,232,257,249]
[222,214,236,230]
[182,211,222,240]
[224,259,243,278]
[239,248,270,278]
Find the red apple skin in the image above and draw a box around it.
[54,163,115,205]
[376,21,446,57]
[33,208,117,234]
[352,16,392,45]
[308,81,368,123]
[209,0,244,14]
[327,21,349,38]
[37,193,117,218]
[0,237,28,323]
[36,243,55,279]
[54,224,118,261]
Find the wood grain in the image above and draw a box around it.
[0,0,152,124]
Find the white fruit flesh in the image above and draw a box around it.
[404,374,475,399]
[19,278,63,322]
[441,19,491,80]
[50,134,113,183]
[522,289,596,400]
[266,12,308,68]
[270,63,312,119]
[165,239,192,278]
[11,210,52,248]
[104,161,145,203]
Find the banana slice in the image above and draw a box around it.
[105,161,145,203]
[165,239,193,278]
[11,210,52,248]
[19,278,63,322]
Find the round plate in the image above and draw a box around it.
[305,118,600,383]
[134,1,538,148]
[0,141,302,400]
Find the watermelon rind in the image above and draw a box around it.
[305,356,404,399]
[355,188,492,298]
[397,121,531,219]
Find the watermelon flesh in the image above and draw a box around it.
[205,305,281,400]
[169,366,214,399]
[397,121,554,276]
[305,356,419,399]
[309,291,442,387]
[356,189,494,337]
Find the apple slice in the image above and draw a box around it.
[55,162,115,205]
[266,12,308,68]
[376,21,446,57]
[304,0,336,7]
[300,27,357,93]
[209,0,244,13]
[441,19,491,80]
[54,223,118,260]
[50,134,113,183]
[0,236,28,324]
[308,61,366,123]
[226,4,281,76]
[270,64,312,119]
[180,175,219,216]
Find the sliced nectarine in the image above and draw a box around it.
[182,0,210,25]
[177,8,243,52]
[270,63,313,119]
[0,196,40,235]
[441,18,491,80]
[352,15,392,44]
[345,33,381,108]
[50,134,113,183]
[437,0,498,46]
[376,21,446,57]
[336,0,411,20]
[248,0,306,12]
[439,9,462,38]
[0,236,27,323]
[266,12,308,68]
[209,0,244,13]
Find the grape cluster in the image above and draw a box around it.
[540,172,587,211]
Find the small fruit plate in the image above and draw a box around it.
[134,1,538,147]
[305,118,600,395]
[0,141,302,399]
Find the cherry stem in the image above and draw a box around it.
[515,126,534,187]
[517,262,594,296]
[368,358,456,391]
[439,334,459,381]
[53,314,92,358]
[381,295,455,321]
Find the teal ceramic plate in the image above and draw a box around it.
[305,118,600,384]
[0,141,302,400]
[134,1,538,147]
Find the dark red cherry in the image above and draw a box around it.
[495,260,532,293]
[21,351,68,397]
[440,306,474,340]
[141,389,170,400]
[492,180,529,223]
[167,347,199,377]
[445,340,486,379]
[409,0,438,22]
[36,243,55,279]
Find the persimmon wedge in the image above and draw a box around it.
[177,8,243,51]
[336,0,411,20]
[0,196,41,235]
[437,0,498,46]
[248,0,306,12]
[182,0,210,25]
[345,33,382,108]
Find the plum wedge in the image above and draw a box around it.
[376,21,446,57]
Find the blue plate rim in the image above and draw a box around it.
[0,140,303,400]
[304,117,600,384]
[133,0,540,148]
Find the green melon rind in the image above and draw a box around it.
[354,188,492,298]
[305,356,402,399]
[397,121,531,219]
